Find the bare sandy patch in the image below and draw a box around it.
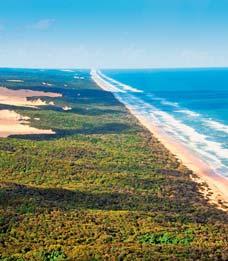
[0,87,61,108]
[0,110,55,137]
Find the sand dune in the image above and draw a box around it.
[0,87,61,137]
[0,87,61,108]
[0,110,55,137]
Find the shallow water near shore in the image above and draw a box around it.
[100,68,228,178]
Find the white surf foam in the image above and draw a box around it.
[175,109,200,117]
[7,79,24,83]
[145,94,180,108]
[92,70,228,177]
[61,69,74,73]
[116,93,228,176]
[74,76,85,79]
[98,71,143,93]
[91,70,125,93]
[160,100,179,107]
[153,110,228,160]
[204,119,228,134]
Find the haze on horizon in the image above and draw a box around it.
[0,0,228,69]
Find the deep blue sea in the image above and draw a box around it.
[99,68,228,177]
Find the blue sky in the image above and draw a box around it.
[0,0,228,68]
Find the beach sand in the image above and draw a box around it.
[92,71,228,210]
[91,70,125,93]
[0,110,55,137]
[0,86,61,108]
[126,105,228,209]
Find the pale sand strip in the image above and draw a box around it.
[0,87,62,108]
[0,110,54,137]
[126,105,228,209]
[92,71,228,210]
[91,70,125,93]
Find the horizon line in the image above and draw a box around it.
[1,66,228,70]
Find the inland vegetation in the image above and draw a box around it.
[0,69,227,260]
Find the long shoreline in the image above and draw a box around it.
[92,70,228,210]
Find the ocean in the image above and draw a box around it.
[98,68,228,177]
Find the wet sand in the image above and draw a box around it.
[91,70,125,93]
[92,71,228,209]
[126,104,228,208]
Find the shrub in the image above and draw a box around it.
[0,257,25,261]
[139,231,194,245]
[41,250,67,261]
[16,202,36,215]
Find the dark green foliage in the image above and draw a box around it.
[0,69,227,260]
[41,250,67,261]
[139,231,194,245]
[0,257,25,261]
[16,202,36,215]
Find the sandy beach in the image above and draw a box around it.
[125,104,228,208]
[92,70,228,209]
[91,69,125,93]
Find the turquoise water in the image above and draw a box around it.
[99,68,228,177]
